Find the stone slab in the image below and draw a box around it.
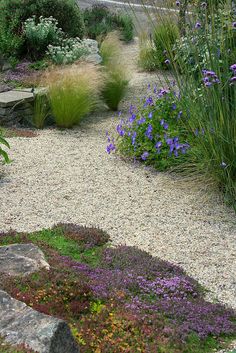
[0,243,50,276]
[0,90,34,108]
[0,290,80,353]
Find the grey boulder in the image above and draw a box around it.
[0,243,50,276]
[0,290,80,353]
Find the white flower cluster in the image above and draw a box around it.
[24,16,63,46]
[47,38,89,65]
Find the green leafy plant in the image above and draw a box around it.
[23,16,63,60]
[83,4,134,42]
[115,13,134,42]
[47,38,88,65]
[0,134,10,163]
[0,0,85,59]
[45,65,102,128]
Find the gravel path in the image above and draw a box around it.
[0,41,236,321]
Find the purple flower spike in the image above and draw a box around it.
[141,151,149,160]
[106,143,116,154]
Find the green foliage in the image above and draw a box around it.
[46,65,102,128]
[32,92,50,129]
[83,4,134,42]
[23,16,63,60]
[100,33,129,111]
[138,33,160,71]
[102,68,129,111]
[153,20,180,70]
[115,13,134,42]
[0,0,85,58]
[138,20,179,71]
[47,38,88,65]
[0,133,10,164]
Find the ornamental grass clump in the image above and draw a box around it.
[100,33,129,111]
[126,0,236,207]
[43,64,103,128]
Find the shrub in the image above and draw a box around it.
[83,4,134,42]
[115,13,134,42]
[23,16,63,60]
[0,134,10,163]
[47,38,88,65]
[0,0,85,58]
[44,65,102,128]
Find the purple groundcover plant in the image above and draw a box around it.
[60,245,236,341]
[106,85,191,170]
[4,61,39,83]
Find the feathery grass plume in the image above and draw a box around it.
[100,31,121,67]
[42,63,103,128]
[138,31,159,71]
[100,32,129,111]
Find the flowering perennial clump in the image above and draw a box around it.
[106,85,190,170]
[0,225,235,352]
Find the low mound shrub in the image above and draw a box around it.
[0,0,85,59]
[23,16,63,60]
[0,225,235,352]
[43,64,102,128]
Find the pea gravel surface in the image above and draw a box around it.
[0,41,236,332]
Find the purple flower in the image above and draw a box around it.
[106,143,116,154]
[129,113,136,123]
[201,2,207,8]
[195,22,201,29]
[176,1,180,6]
[155,141,162,149]
[145,124,153,140]
[137,117,146,125]
[165,59,170,65]
[230,76,236,84]
[163,123,169,130]
[131,131,137,145]
[160,119,165,126]
[116,124,125,136]
[230,64,236,72]
[141,151,149,160]
[232,22,236,28]
[148,111,153,119]
[172,103,177,110]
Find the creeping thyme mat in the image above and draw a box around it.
[0,224,236,353]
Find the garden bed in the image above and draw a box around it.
[0,224,235,353]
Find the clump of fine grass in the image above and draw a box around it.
[42,64,103,128]
[100,32,129,111]
[138,31,159,71]
[32,92,50,129]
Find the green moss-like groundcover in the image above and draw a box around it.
[0,223,235,353]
